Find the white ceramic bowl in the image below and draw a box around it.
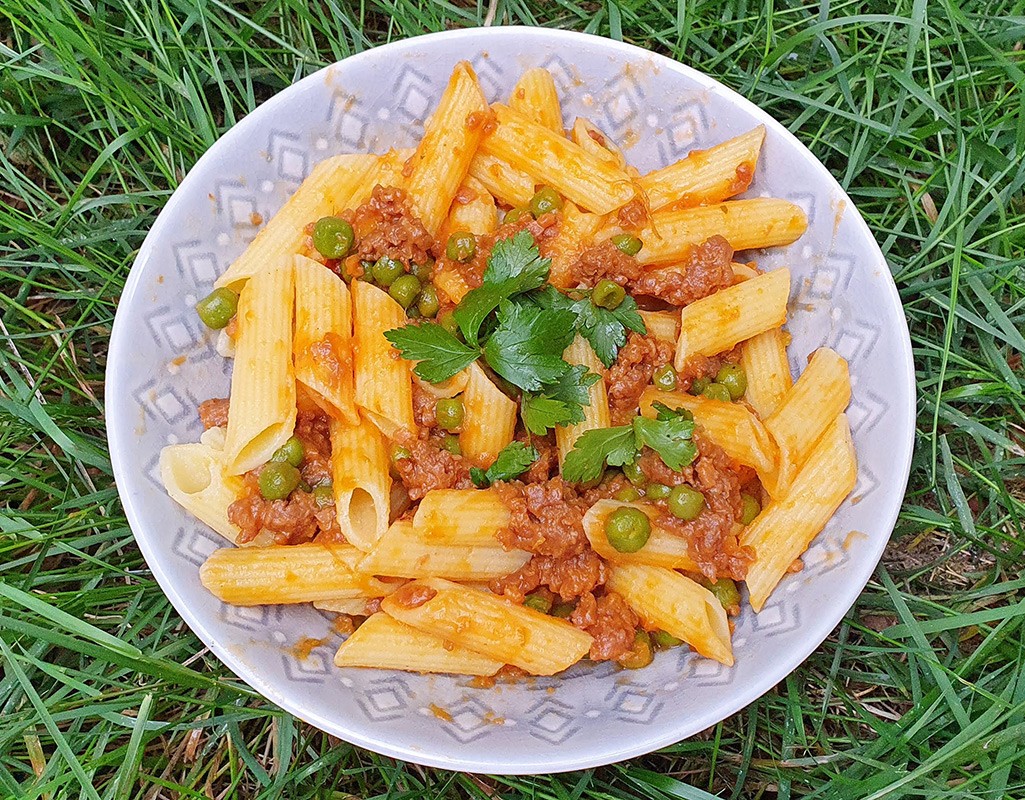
[106,27,915,774]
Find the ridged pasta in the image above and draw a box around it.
[460,362,518,468]
[555,335,610,467]
[740,328,793,418]
[509,67,563,133]
[329,413,392,552]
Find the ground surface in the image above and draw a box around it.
[1,1,1023,798]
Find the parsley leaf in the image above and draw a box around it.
[650,401,694,422]
[469,441,539,488]
[483,301,577,391]
[453,231,551,345]
[383,323,480,383]
[576,294,647,368]
[521,365,601,435]
[561,408,698,484]
[633,414,697,471]
[561,425,636,484]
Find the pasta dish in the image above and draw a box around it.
[160,62,857,678]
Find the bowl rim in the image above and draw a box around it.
[106,24,916,774]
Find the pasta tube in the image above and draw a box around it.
[460,362,518,468]
[359,520,529,580]
[293,255,357,425]
[555,335,610,466]
[413,488,512,547]
[352,280,416,438]
[329,413,391,552]
[200,543,392,605]
[636,199,807,265]
[607,564,734,666]
[382,578,593,676]
[509,67,563,133]
[740,328,793,418]
[674,268,790,367]
[638,127,765,210]
[215,153,376,290]
[404,62,489,235]
[160,434,244,544]
[334,612,504,675]
[223,260,296,474]
[467,151,536,208]
[582,500,699,571]
[547,202,604,288]
[743,414,857,611]
[481,104,635,214]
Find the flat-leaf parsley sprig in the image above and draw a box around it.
[562,402,697,484]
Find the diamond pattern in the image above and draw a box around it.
[111,35,911,761]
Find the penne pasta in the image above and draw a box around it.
[334,612,504,675]
[315,597,383,615]
[160,432,244,544]
[583,500,699,572]
[223,260,296,474]
[293,255,357,425]
[571,118,629,171]
[765,348,851,492]
[329,413,392,551]
[200,543,393,605]
[433,265,472,304]
[352,280,416,438]
[638,309,680,345]
[638,127,765,210]
[215,154,376,290]
[730,261,760,283]
[481,104,636,214]
[442,175,498,239]
[743,414,857,611]
[413,370,470,400]
[740,328,793,418]
[467,151,536,208]
[360,520,529,580]
[404,62,489,235]
[509,67,563,133]
[382,578,593,675]
[347,148,415,206]
[636,199,807,265]
[674,268,791,368]
[638,388,779,492]
[412,489,512,547]
[555,335,610,466]
[547,202,605,288]
[460,361,518,468]
[607,564,734,666]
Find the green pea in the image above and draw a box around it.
[446,232,477,263]
[258,461,301,501]
[704,577,741,611]
[435,397,464,432]
[622,460,646,487]
[440,434,461,456]
[716,364,748,400]
[438,309,462,338]
[312,216,355,259]
[529,186,564,217]
[614,486,641,503]
[619,629,654,669]
[523,593,552,613]
[417,285,440,318]
[592,278,626,310]
[550,601,575,619]
[651,629,683,649]
[390,445,411,467]
[410,259,434,283]
[653,364,678,392]
[611,233,643,256]
[504,206,532,225]
[645,483,671,501]
[270,436,304,468]
[195,288,238,330]
[605,506,651,553]
[702,382,733,402]
[668,485,705,520]
[313,484,334,508]
[740,493,761,525]
[690,377,711,396]
[372,256,404,287]
[389,274,422,309]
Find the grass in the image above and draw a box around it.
[0,0,1023,796]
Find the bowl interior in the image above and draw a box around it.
[106,27,914,773]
